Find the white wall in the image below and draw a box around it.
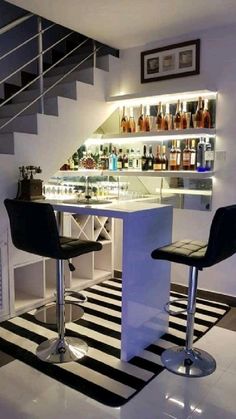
[112,23,236,297]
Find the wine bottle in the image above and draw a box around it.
[195,97,203,128]
[128,149,135,169]
[156,102,163,131]
[169,140,177,170]
[190,139,196,170]
[197,138,206,172]
[163,103,171,130]
[137,105,144,132]
[117,148,123,170]
[141,144,148,171]
[203,99,211,128]
[205,138,214,171]
[161,145,168,170]
[182,139,191,170]
[123,149,129,169]
[147,145,154,170]
[144,105,150,132]
[109,147,117,171]
[181,101,188,129]
[120,106,127,133]
[174,100,181,130]
[129,107,136,133]
[176,140,181,170]
[153,145,162,171]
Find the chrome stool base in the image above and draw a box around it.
[35,303,84,326]
[161,346,216,377]
[36,337,88,363]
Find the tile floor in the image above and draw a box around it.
[0,316,235,418]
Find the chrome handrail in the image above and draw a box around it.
[0,37,89,109]
[0,13,33,35]
[0,30,74,87]
[0,45,101,131]
[0,23,55,62]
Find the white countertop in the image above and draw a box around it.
[43,199,171,219]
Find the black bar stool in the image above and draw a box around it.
[4,199,102,364]
[151,204,236,377]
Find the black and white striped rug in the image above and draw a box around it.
[0,278,229,407]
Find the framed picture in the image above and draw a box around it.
[141,39,200,83]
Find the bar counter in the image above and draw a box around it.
[44,199,173,361]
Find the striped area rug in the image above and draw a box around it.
[0,278,229,407]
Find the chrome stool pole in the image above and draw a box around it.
[161,266,216,377]
[36,259,88,363]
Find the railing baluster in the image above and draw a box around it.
[37,17,44,114]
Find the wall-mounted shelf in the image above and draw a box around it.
[55,169,214,179]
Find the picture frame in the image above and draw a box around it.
[141,39,200,83]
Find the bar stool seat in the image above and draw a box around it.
[151,204,236,377]
[4,199,102,364]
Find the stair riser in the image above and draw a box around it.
[0,114,38,134]
[0,133,14,154]
[11,82,77,104]
[43,67,94,88]
[0,98,59,118]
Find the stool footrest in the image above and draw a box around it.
[164,298,187,316]
[161,346,216,377]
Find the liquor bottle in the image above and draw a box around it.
[174,100,181,130]
[181,101,188,129]
[147,145,154,169]
[205,138,214,171]
[190,139,196,170]
[144,105,150,131]
[195,97,203,128]
[169,140,177,170]
[109,147,117,171]
[137,105,144,132]
[197,138,206,172]
[203,99,211,128]
[128,149,135,169]
[141,144,148,171]
[161,145,168,170]
[134,149,141,170]
[176,140,181,170]
[123,149,129,169]
[182,139,191,170]
[129,107,136,133]
[153,145,162,171]
[163,103,171,130]
[120,106,127,133]
[117,148,123,170]
[72,151,79,170]
[156,102,163,131]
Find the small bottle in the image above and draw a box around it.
[120,106,127,133]
[109,147,117,171]
[144,105,150,132]
[123,149,129,169]
[197,138,206,172]
[147,145,154,170]
[181,101,188,129]
[195,97,204,128]
[117,148,123,170]
[169,140,177,170]
[156,102,163,131]
[204,138,214,171]
[190,139,196,170]
[128,149,135,169]
[161,145,168,170]
[137,105,144,132]
[153,145,162,171]
[176,140,181,170]
[182,139,191,170]
[129,107,136,133]
[174,100,181,130]
[203,99,211,128]
[141,144,148,171]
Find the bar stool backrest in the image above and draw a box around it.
[204,204,236,267]
[4,199,61,259]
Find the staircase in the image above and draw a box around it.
[0,10,120,235]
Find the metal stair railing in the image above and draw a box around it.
[0,14,103,132]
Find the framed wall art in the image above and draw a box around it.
[141,39,200,83]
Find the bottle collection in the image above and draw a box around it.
[120,97,212,133]
[60,137,214,173]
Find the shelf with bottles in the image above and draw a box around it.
[104,90,217,136]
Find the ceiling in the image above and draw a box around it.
[6,0,236,49]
